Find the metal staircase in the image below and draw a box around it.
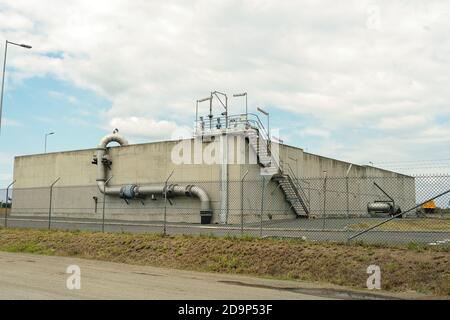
[244,121,310,218]
[246,129,279,176]
[272,170,310,218]
[195,112,311,218]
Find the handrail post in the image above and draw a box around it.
[4,180,16,228]
[164,170,174,236]
[241,170,249,236]
[102,175,113,232]
[48,177,60,230]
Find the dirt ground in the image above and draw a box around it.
[0,227,448,297]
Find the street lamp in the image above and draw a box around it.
[0,40,32,134]
[212,91,228,128]
[196,96,212,132]
[44,132,55,153]
[257,107,270,138]
[233,92,247,118]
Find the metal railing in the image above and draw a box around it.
[283,162,311,212]
[194,112,281,171]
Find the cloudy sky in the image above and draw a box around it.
[0,0,450,184]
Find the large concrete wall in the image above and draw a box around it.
[11,136,416,223]
[281,145,416,216]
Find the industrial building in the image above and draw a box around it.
[11,94,416,224]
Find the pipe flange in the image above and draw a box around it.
[185,185,194,197]
[120,184,138,199]
[163,184,178,198]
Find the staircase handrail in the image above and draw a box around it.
[284,162,311,210]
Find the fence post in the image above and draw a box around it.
[345,164,352,218]
[48,177,60,230]
[260,176,266,238]
[241,170,249,236]
[164,170,174,236]
[346,177,350,218]
[322,171,327,231]
[102,175,113,233]
[4,180,16,228]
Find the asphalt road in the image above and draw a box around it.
[0,252,413,300]
[3,215,450,245]
[0,252,328,300]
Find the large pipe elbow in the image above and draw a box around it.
[94,133,213,223]
[98,133,129,149]
[97,133,129,194]
[189,185,212,213]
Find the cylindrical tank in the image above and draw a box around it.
[367,202,402,217]
[368,202,392,214]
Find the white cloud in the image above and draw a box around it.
[377,115,429,131]
[0,0,449,165]
[2,118,22,127]
[48,91,78,104]
[301,127,330,138]
[108,116,191,141]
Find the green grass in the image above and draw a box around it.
[3,242,55,255]
[0,227,448,296]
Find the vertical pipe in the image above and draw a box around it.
[102,175,113,232]
[48,177,60,230]
[164,170,174,236]
[260,176,266,237]
[241,170,249,236]
[0,41,8,134]
[4,180,15,228]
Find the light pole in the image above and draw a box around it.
[257,107,270,137]
[0,40,32,134]
[257,107,270,155]
[44,132,55,153]
[212,91,228,128]
[196,97,212,134]
[233,92,247,118]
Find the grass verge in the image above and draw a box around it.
[349,219,450,231]
[0,227,448,296]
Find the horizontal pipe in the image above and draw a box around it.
[95,133,212,220]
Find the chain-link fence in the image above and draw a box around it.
[1,174,449,246]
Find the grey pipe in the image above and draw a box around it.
[96,133,129,194]
[137,184,211,214]
[94,133,213,223]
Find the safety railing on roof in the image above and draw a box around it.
[194,113,281,170]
